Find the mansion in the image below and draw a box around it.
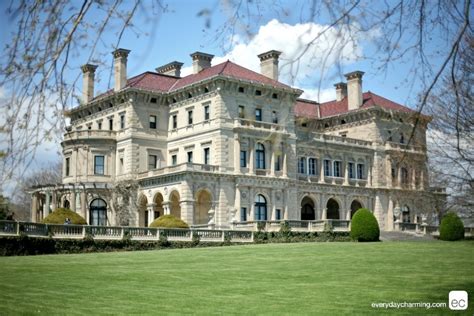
[31,48,445,230]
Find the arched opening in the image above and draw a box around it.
[90,198,107,226]
[195,190,212,225]
[402,205,410,222]
[138,195,148,227]
[350,200,363,219]
[301,196,315,220]
[254,194,267,221]
[169,191,181,219]
[63,199,70,209]
[256,143,265,169]
[326,198,340,219]
[153,193,164,220]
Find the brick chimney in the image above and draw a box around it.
[81,64,98,103]
[156,61,184,77]
[344,71,364,110]
[190,52,214,74]
[112,48,131,92]
[258,50,281,81]
[334,82,347,101]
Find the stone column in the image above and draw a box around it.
[387,199,394,231]
[397,167,402,188]
[367,161,372,187]
[180,180,194,224]
[147,203,156,226]
[248,138,255,175]
[420,170,425,190]
[271,190,276,220]
[346,209,351,220]
[44,192,51,217]
[234,136,240,174]
[343,160,349,185]
[270,142,275,176]
[282,144,288,178]
[70,190,76,212]
[249,187,255,220]
[321,208,327,220]
[162,202,171,215]
[51,191,57,212]
[284,189,290,220]
[31,194,38,222]
[319,157,325,183]
[411,169,417,190]
[234,185,241,222]
[80,191,87,222]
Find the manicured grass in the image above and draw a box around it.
[0,241,472,315]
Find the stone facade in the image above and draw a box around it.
[31,49,446,230]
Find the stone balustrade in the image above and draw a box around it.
[63,130,117,141]
[137,162,219,179]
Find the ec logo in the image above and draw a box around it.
[449,291,468,310]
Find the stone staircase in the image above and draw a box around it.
[380,230,437,241]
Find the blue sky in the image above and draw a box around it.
[0,0,452,195]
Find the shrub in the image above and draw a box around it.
[149,215,189,228]
[350,208,380,242]
[42,208,87,225]
[439,212,464,241]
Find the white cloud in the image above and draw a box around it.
[182,19,377,102]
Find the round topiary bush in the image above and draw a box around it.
[149,215,189,228]
[439,212,464,241]
[42,208,87,225]
[350,208,380,242]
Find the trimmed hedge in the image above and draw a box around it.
[42,208,87,225]
[439,212,464,241]
[149,215,189,228]
[0,231,351,256]
[350,208,380,242]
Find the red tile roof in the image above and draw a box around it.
[92,60,291,101]
[295,91,415,118]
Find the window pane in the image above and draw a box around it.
[240,150,247,168]
[149,115,157,129]
[94,156,104,175]
[255,109,262,121]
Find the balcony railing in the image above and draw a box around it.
[63,130,117,141]
[234,118,288,133]
[232,219,351,232]
[0,221,254,243]
[138,163,220,179]
[385,141,425,153]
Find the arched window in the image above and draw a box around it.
[301,197,315,220]
[326,198,340,219]
[256,143,265,169]
[63,200,70,209]
[90,199,107,226]
[350,200,363,218]
[254,194,267,221]
[401,168,408,184]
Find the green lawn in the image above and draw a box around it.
[0,241,472,315]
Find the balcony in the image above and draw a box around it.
[298,131,373,148]
[385,141,425,153]
[63,130,117,141]
[138,162,219,179]
[234,118,288,133]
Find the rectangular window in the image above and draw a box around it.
[272,111,278,124]
[171,155,177,166]
[120,114,125,129]
[65,157,70,176]
[148,155,157,170]
[172,115,177,129]
[238,105,245,118]
[298,157,306,174]
[149,115,157,129]
[204,105,210,121]
[188,110,193,125]
[240,150,247,168]
[275,209,282,220]
[275,155,281,171]
[333,161,342,177]
[308,158,316,175]
[349,162,355,179]
[187,151,193,163]
[98,122,102,130]
[109,118,113,130]
[324,159,332,177]
[203,148,210,165]
[255,108,262,121]
[240,207,247,222]
[357,163,365,179]
[94,155,105,175]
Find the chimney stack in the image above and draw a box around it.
[344,71,364,110]
[334,82,347,102]
[112,48,131,92]
[81,64,98,103]
[190,52,214,74]
[258,50,281,81]
[156,61,184,77]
